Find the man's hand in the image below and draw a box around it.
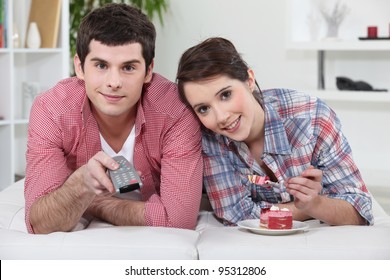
[30,151,120,233]
[81,151,120,195]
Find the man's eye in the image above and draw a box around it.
[96,63,106,69]
[124,65,135,72]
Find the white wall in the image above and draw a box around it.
[154,0,317,90]
[153,0,390,188]
[154,0,390,90]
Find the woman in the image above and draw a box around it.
[176,37,372,226]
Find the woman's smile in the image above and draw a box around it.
[223,116,241,132]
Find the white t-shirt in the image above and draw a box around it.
[100,126,141,199]
[100,125,135,163]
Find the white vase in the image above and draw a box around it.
[26,22,41,48]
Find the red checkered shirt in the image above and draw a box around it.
[24,74,203,233]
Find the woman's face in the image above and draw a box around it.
[183,71,264,144]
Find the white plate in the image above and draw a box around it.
[237,219,309,236]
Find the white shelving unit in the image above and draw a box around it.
[286,0,390,188]
[286,0,390,90]
[288,41,390,51]
[0,0,70,190]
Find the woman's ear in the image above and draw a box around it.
[73,54,85,80]
[247,69,256,92]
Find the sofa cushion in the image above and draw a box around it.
[0,179,26,232]
[0,226,199,260]
[0,179,199,260]
[197,219,390,259]
[1,179,390,260]
[196,189,390,260]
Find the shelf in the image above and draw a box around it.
[290,41,390,89]
[0,0,70,191]
[307,90,390,103]
[14,119,29,125]
[13,48,64,54]
[1,48,64,53]
[0,120,12,126]
[287,40,390,51]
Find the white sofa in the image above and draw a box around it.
[1,179,390,260]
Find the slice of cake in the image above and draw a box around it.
[260,205,293,230]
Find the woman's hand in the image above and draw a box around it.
[285,166,323,212]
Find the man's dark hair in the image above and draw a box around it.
[76,3,156,72]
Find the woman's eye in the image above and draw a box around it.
[197,106,209,114]
[221,90,232,100]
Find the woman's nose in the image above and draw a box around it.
[215,107,229,124]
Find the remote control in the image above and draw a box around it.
[109,155,143,193]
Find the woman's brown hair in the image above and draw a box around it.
[176,37,261,105]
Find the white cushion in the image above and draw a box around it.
[197,220,390,259]
[0,179,199,260]
[196,189,390,260]
[1,179,390,260]
[197,198,390,260]
[0,226,199,260]
[0,179,26,232]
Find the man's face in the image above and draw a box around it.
[74,40,153,118]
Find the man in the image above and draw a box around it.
[24,3,203,234]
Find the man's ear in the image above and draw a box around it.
[247,69,256,92]
[73,54,85,80]
[144,60,154,83]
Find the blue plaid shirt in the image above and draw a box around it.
[202,88,373,226]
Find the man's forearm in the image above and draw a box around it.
[29,168,96,234]
[86,196,146,226]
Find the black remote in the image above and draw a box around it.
[109,156,143,193]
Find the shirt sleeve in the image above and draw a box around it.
[312,99,373,225]
[202,134,262,226]
[143,108,204,230]
[24,97,74,233]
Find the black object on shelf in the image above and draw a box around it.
[336,76,388,92]
[358,37,390,40]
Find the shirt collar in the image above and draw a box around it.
[81,91,92,127]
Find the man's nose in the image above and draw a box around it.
[106,70,122,89]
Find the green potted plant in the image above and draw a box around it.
[69,0,169,75]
